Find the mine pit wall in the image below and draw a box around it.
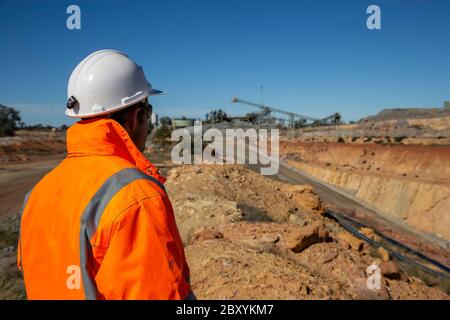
[281,142,450,242]
[283,116,450,140]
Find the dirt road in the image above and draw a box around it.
[0,156,64,218]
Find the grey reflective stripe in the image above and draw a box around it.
[79,167,167,300]
[18,189,33,270]
[82,167,166,240]
[18,189,33,300]
[18,190,32,220]
[185,291,197,300]
[80,229,98,300]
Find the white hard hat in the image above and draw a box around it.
[66,49,165,118]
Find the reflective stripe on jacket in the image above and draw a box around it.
[17,118,192,300]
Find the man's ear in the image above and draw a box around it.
[124,107,140,133]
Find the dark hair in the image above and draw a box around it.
[109,99,150,126]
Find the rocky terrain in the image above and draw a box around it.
[284,115,450,140]
[1,121,449,300]
[361,107,450,122]
[1,163,448,299]
[279,139,450,243]
[166,164,449,299]
[0,130,66,162]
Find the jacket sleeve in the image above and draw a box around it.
[94,194,192,300]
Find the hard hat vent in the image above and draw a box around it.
[67,96,79,110]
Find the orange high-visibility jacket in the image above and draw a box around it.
[17,118,193,300]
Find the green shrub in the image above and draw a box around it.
[154,125,172,145]
[0,105,21,137]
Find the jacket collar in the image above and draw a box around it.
[66,118,166,184]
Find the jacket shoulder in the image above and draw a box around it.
[91,181,170,252]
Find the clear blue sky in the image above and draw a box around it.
[0,0,449,126]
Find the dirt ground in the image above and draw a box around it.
[0,155,64,299]
[0,130,66,162]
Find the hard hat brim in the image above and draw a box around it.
[66,88,166,118]
[149,88,166,95]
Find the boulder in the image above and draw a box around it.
[337,231,364,251]
[259,233,280,244]
[192,227,224,241]
[380,261,401,280]
[359,227,375,240]
[286,222,329,253]
[288,213,307,226]
[377,247,390,262]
